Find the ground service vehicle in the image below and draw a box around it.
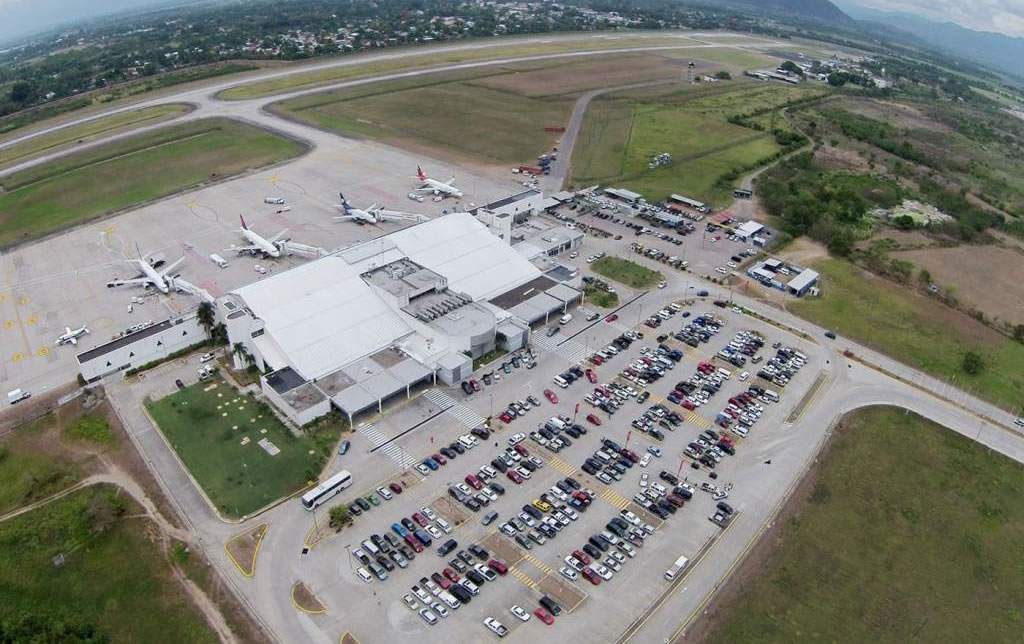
[665,554,690,580]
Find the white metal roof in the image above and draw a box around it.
[788,268,820,292]
[234,257,412,380]
[736,221,764,237]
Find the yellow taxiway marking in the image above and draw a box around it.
[36,347,49,357]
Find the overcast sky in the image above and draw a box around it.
[0,0,176,44]
[846,0,1024,38]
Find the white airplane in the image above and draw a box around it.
[335,193,429,225]
[106,247,185,294]
[413,166,463,199]
[55,325,89,346]
[226,215,287,258]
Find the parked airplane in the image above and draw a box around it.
[55,325,89,346]
[227,215,287,258]
[335,193,429,225]
[106,246,185,294]
[413,166,463,199]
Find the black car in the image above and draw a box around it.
[449,558,467,573]
[540,595,562,616]
[659,471,679,485]
[491,458,508,473]
[437,539,458,556]
[488,482,506,495]
[458,550,475,565]
[658,499,677,515]
[468,544,490,560]
[588,535,609,552]
[466,569,487,585]
[464,498,481,511]
[461,381,473,395]
[581,462,598,475]
[375,555,394,571]
[564,426,581,439]
[647,503,669,519]
[523,505,542,519]
[717,501,734,515]
[441,447,457,459]
[450,584,472,604]
[471,426,491,439]
[450,442,466,454]
[175,378,185,389]
[564,477,581,490]
[582,543,601,559]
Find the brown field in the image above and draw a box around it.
[839,97,952,133]
[812,144,872,171]
[469,54,686,97]
[893,244,1024,325]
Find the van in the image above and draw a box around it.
[594,450,612,463]
[764,390,780,403]
[209,253,228,268]
[438,539,458,556]
[559,313,573,325]
[436,518,452,533]
[7,389,30,405]
[665,555,690,580]
[361,539,380,556]
[553,376,569,389]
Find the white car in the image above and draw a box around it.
[1015,417,1024,427]
[560,566,579,581]
[415,464,430,475]
[508,433,526,445]
[420,608,439,625]
[421,506,438,521]
[426,525,443,539]
[715,267,728,275]
[356,567,373,583]
[592,564,614,580]
[431,602,450,618]
[564,555,584,571]
[199,352,215,363]
[376,486,393,501]
[739,371,750,382]
[639,453,651,468]
[412,586,431,603]
[639,473,649,488]
[403,594,420,610]
[484,617,509,637]
[510,605,531,622]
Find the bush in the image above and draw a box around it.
[962,351,985,375]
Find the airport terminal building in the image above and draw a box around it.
[219,213,581,425]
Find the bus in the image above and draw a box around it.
[301,470,352,510]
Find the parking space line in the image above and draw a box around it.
[520,551,554,575]
[508,565,539,589]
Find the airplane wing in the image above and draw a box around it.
[226,244,261,253]
[106,277,154,288]
[160,257,185,277]
[333,215,361,222]
[413,186,433,193]
[68,337,78,346]
[269,229,289,243]
[446,177,456,186]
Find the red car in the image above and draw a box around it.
[589,355,604,366]
[388,482,403,494]
[507,469,524,484]
[432,453,447,465]
[585,369,598,384]
[719,435,736,447]
[442,567,460,582]
[431,572,452,589]
[572,490,592,505]
[412,512,429,527]
[465,474,483,490]
[404,534,424,552]
[499,412,514,423]
[470,379,481,392]
[534,607,555,625]
[586,413,602,426]
[514,444,529,457]
[487,559,508,575]
[620,449,639,463]
[572,549,591,565]
[681,400,696,411]
[543,389,559,404]
[581,567,602,585]
[605,314,618,323]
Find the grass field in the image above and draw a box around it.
[274,75,573,165]
[591,256,663,289]
[0,418,81,516]
[220,35,706,100]
[0,118,305,248]
[570,82,821,205]
[0,484,216,642]
[790,259,1024,411]
[146,376,338,517]
[585,286,619,308]
[0,104,191,170]
[705,406,1024,643]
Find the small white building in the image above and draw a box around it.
[735,221,765,240]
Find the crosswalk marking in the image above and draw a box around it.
[599,487,632,510]
[508,565,538,589]
[422,389,486,428]
[532,335,588,364]
[520,552,554,575]
[546,455,578,477]
[359,424,418,469]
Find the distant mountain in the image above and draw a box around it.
[837,3,1024,80]
[707,0,852,24]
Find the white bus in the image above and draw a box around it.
[301,470,352,510]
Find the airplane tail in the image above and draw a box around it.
[416,166,428,182]
[65,326,72,335]
[240,214,249,230]
[338,192,352,212]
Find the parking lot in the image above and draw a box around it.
[296,273,825,642]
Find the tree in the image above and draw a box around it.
[1013,324,1024,344]
[892,214,915,230]
[962,350,984,375]
[917,268,932,287]
[9,81,33,104]
[714,70,731,80]
[232,342,255,368]
[196,301,215,337]
[826,229,853,257]
[328,504,351,531]
[780,60,804,77]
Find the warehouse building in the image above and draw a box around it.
[218,213,579,425]
[77,314,205,382]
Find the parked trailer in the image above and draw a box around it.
[518,165,544,176]
[664,555,690,580]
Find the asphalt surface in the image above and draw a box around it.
[2,28,1023,644]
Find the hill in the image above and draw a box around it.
[709,0,851,24]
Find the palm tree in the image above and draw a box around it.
[231,342,254,368]
[196,301,215,338]
[328,505,350,531]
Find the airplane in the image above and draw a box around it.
[335,193,429,225]
[106,246,185,294]
[413,166,463,199]
[55,325,89,346]
[226,215,287,258]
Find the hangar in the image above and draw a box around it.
[218,213,579,425]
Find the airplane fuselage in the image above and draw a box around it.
[139,260,170,293]
[241,229,282,257]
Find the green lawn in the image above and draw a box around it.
[0,104,191,170]
[0,441,80,517]
[706,406,1024,643]
[591,256,663,289]
[584,286,620,308]
[146,376,337,518]
[790,259,1024,411]
[570,82,814,205]
[0,485,216,642]
[0,117,305,248]
[274,76,572,165]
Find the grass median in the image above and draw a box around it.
[703,406,1024,642]
[0,117,305,248]
[590,256,663,289]
[146,376,341,518]
[790,258,1024,411]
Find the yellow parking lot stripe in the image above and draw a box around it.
[599,487,632,510]
[521,552,554,575]
[508,566,538,589]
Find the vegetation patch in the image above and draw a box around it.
[225,523,267,577]
[790,259,1024,411]
[704,406,1024,643]
[63,414,115,445]
[0,118,305,248]
[0,485,216,643]
[146,377,341,518]
[584,286,619,308]
[590,256,663,289]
